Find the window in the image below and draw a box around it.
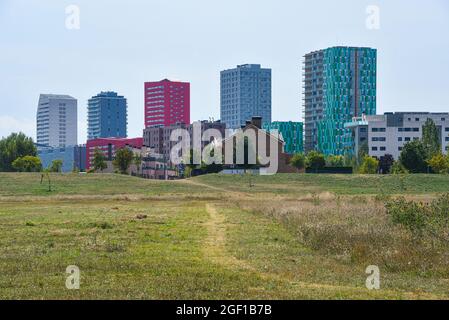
[398,147,403,151]
[380,147,386,151]
[398,137,403,142]
[413,128,419,132]
[405,137,411,142]
[446,137,449,142]
[372,147,378,151]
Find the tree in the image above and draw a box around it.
[113,147,134,174]
[50,159,63,173]
[92,148,107,172]
[357,141,369,163]
[326,155,344,167]
[290,153,306,172]
[422,118,441,159]
[427,153,449,174]
[306,151,326,171]
[12,156,42,172]
[358,156,379,174]
[133,154,142,176]
[378,154,394,174]
[399,140,428,173]
[0,133,37,172]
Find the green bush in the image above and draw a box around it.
[427,153,449,174]
[290,153,306,172]
[12,156,42,172]
[358,156,379,174]
[306,151,325,170]
[390,161,409,174]
[385,194,449,242]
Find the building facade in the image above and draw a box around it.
[345,112,449,160]
[144,79,190,128]
[143,120,226,160]
[36,94,77,147]
[221,117,296,174]
[38,145,86,172]
[86,137,143,170]
[221,64,272,129]
[87,92,127,140]
[303,47,377,155]
[263,121,304,154]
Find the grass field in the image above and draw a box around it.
[0,173,448,299]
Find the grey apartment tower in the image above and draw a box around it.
[87,91,128,140]
[220,64,271,129]
[36,94,78,148]
[303,47,377,155]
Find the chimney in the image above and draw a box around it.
[251,116,262,129]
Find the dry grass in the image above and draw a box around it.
[238,193,449,277]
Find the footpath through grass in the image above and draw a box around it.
[0,173,448,299]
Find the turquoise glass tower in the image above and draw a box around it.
[303,47,377,155]
[263,121,303,154]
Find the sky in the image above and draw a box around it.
[1,0,448,143]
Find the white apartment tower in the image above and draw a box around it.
[36,94,78,147]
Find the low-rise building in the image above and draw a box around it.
[345,112,449,159]
[221,117,296,174]
[37,145,86,172]
[86,137,143,170]
[143,120,226,162]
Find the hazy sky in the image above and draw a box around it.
[1,0,448,142]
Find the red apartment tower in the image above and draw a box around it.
[144,79,190,128]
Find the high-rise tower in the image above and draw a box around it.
[36,94,77,147]
[144,79,190,128]
[303,47,377,155]
[221,64,272,129]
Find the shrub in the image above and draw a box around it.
[427,153,449,174]
[326,155,344,167]
[306,151,325,171]
[378,154,394,174]
[390,161,409,174]
[290,153,306,172]
[385,194,449,243]
[358,156,379,174]
[12,156,42,172]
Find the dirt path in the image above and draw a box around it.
[203,203,252,270]
[202,203,443,299]
[181,179,252,199]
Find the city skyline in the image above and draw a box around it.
[1,0,449,142]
